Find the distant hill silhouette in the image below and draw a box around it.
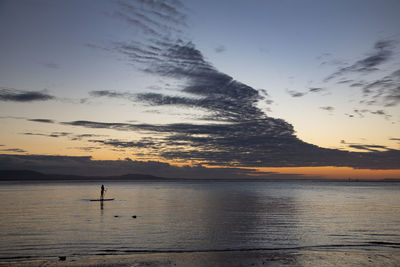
[0,170,168,181]
[1,169,398,182]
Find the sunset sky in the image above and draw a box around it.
[0,0,399,179]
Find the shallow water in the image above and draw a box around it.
[0,180,399,260]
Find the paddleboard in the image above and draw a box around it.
[90,198,115,201]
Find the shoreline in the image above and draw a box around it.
[1,248,399,267]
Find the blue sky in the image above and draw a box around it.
[0,0,399,178]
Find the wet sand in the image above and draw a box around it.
[1,249,399,267]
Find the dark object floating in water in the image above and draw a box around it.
[114,215,119,217]
[132,215,137,218]
[90,198,115,201]
[59,256,66,261]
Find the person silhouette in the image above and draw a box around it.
[100,184,105,200]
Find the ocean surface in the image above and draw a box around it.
[0,180,399,261]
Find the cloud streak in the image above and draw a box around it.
[348,109,392,119]
[287,87,326,98]
[0,148,26,153]
[325,40,396,82]
[0,88,55,102]
[340,140,392,152]
[22,132,70,138]
[323,39,399,108]
[89,138,157,149]
[320,106,334,112]
[215,45,226,53]
[89,90,136,101]
[21,131,107,141]
[359,69,400,107]
[27,119,55,124]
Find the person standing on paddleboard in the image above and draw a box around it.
[100,184,105,200]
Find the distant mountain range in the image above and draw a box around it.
[1,169,398,182]
[0,170,169,181]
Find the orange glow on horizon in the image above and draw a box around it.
[3,148,400,180]
[255,166,400,180]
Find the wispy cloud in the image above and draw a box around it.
[340,140,392,152]
[308,87,325,93]
[88,138,158,149]
[27,119,55,124]
[359,68,400,107]
[347,144,389,152]
[336,79,353,84]
[287,87,326,98]
[69,147,101,152]
[323,39,399,108]
[287,90,307,98]
[70,134,108,141]
[0,88,55,102]
[320,106,334,112]
[21,131,107,141]
[325,40,397,82]
[116,0,187,32]
[0,148,26,153]
[89,90,136,102]
[22,132,70,138]
[349,109,392,119]
[215,45,226,53]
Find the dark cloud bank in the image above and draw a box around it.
[59,119,399,170]
[3,0,398,177]
[94,1,400,170]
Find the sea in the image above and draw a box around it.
[0,180,399,263]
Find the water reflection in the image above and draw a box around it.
[113,181,302,251]
[181,184,301,264]
[0,181,398,260]
[193,185,300,249]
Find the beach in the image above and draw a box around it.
[2,249,400,266]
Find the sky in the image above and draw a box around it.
[0,0,399,179]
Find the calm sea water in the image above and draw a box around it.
[0,180,399,260]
